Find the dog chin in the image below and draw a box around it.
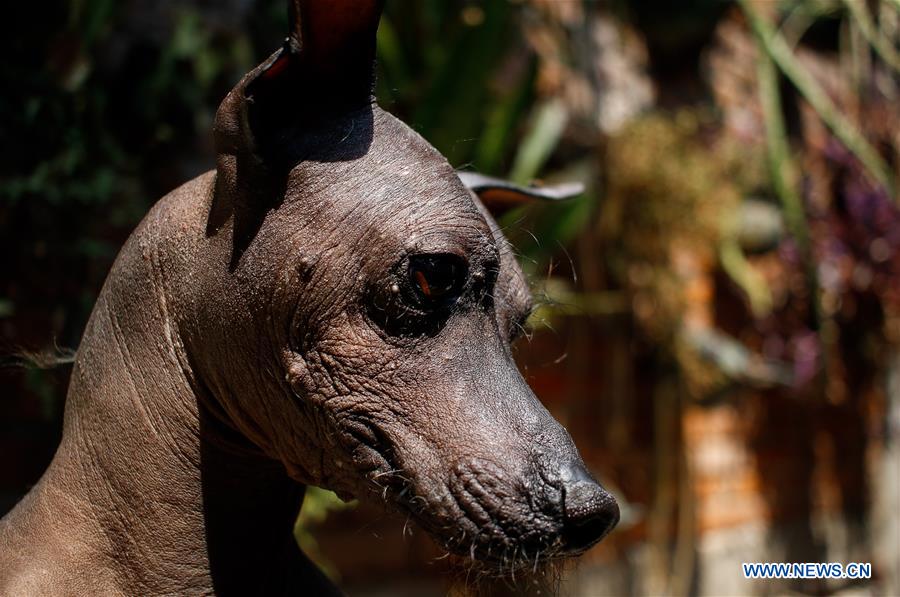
[442,547,567,594]
[440,527,568,567]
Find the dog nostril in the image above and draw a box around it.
[561,478,620,554]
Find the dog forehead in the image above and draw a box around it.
[285,107,496,256]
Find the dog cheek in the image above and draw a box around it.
[281,354,361,489]
[270,355,328,483]
[284,353,315,398]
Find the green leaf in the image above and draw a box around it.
[509,99,569,185]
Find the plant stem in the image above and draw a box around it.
[509,99,569,185]
[747,0,831,387]
[844,0,900,74]
[739,0,897,198]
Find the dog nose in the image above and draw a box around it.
[559,464,619,553]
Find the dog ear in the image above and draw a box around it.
[457,171,585,218]
[210,0,385,267]
[213,0,384,165]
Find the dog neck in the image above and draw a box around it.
[0,176,338,596]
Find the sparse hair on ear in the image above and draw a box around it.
[457,171,585,218]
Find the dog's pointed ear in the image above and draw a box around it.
[457,171,585,218]
[214,0,385,164]
[209,0,384,267]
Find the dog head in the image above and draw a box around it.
[192,0,618,566]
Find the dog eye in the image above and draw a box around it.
[407,254,467,306]
[366,253,471,338]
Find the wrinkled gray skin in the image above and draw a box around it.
[0,8,617,596]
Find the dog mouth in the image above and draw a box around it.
[437,460,572,565]
[379,477,571,568]
[334,418,615,568]
[350,446,573,566]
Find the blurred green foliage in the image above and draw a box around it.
[294,486,354,581]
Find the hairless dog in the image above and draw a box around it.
[0,1,618,594]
